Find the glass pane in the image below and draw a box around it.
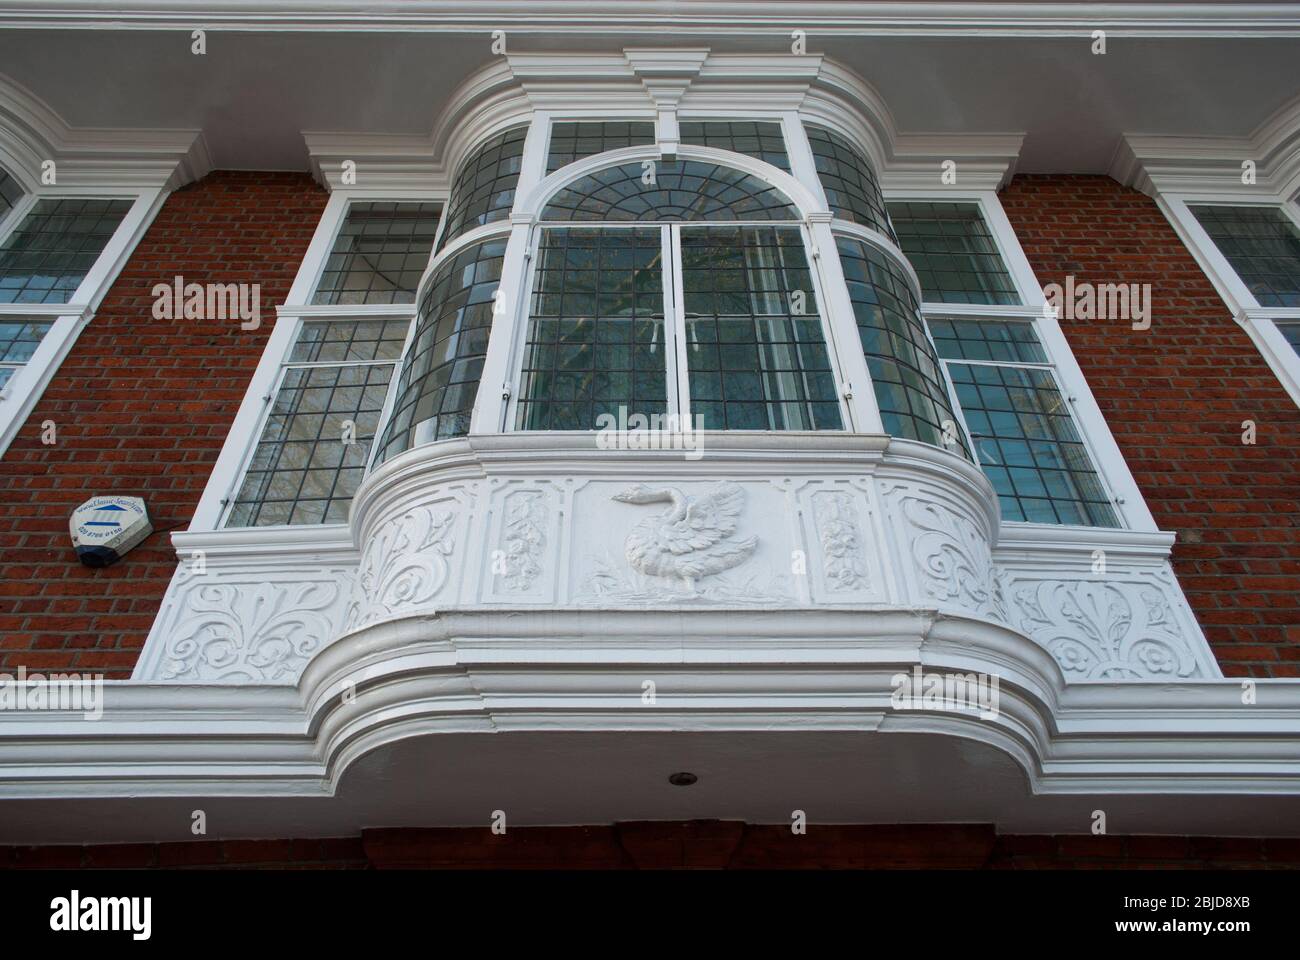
[0,166,23,224]
[836,235,968,455]
[1279,321,1300,356]
[888,201,1020,305]
[0,318,53,364]
[516,227,666,430]
[289,318,409,363]
[374,237,507,461]
[312,201,441,305]
[226,361,395,527]
[681,226,842,431]
[679,120,791,172]
[803,124,893,240]
[546,121,656,174]
[541,160,798,222]
[437,126,528,252]
[944,358,1119,528]
[1190,204,1300,307]
[0,198,131,304]
[929,317,1049,364]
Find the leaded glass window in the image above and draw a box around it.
[837,235,967,455]
[0,198,131,304]
[888,201,1019,305]
[312,202,441,305]
[1190,204,1300,307]
[374,237,506,462]
[515,228,665,430]
[225,318,407,527]
[540,160,799,222]
[546,121,656,174]
[679,121,791,171]
[930,317,1119,527]
[1279,321,1300,356]
[681,226,841,430]
[0,318,52,391]
[0,167,23,225]
[436,126,528,252]
[804,124,894,240]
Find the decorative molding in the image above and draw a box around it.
[1110,94,1300,199]
[496,488,547,593]
[812,490,870,592]
[1008,574,1209,681]
[898,493,1007,623]
[344,504,457,632]
[0,72,209,190]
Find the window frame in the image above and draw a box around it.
[503,216,853,436]
[193,189,441,532]
[0,175,166,458]
[883,187,1159,532]
[1160,194,1300,408]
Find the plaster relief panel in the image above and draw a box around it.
[481,481,558,603]
[1004,566,1219,681]
[570,478,796,606]
[147,564,355,683]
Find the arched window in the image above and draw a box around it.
[514,159,841,432]
[541,159,799,222]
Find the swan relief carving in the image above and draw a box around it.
[610,481,758,585]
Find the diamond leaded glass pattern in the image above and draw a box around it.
[679,121,791,171]
[311,202,441,305]
[540,160,798,222]
[436,126,528,252]
[225,319,407,527]
[0,198,131,304]
[887,201,1019,305]
[546,121,656,174]
[803,124,894,240]
[681,226,842,430]
[931,317,1119,527]
[516,227,666,431]
[836,235,968,456]
[1190,204,1300,307]
[374,237,506,462]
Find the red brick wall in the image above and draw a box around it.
[1000,175,1300,677]
[3,824,1298,869]
[0,172,327,678]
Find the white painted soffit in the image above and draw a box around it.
[0,2,1299,38]
[1111,93,1300,198]
[304,50,1025,192]
[0,72,210,190]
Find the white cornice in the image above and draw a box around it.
[302,49,1023,196]
[1110,93,1300,199]
[0,72,210,190]
[0,3,1297,38]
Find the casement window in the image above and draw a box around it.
[0,163,159,454]
[1163,198,1300,407]
[221,198,441,527]
[888,197,1128,528]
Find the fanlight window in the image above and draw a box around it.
[540,160,799,222]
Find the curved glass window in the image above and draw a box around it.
[837,234,967,455]
[805,124,894,240]
[436,126,527,252]
[374,237,506,462]
[541,160,799,222]
[0,167,23,224]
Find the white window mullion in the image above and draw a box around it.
[667,223,691,423]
